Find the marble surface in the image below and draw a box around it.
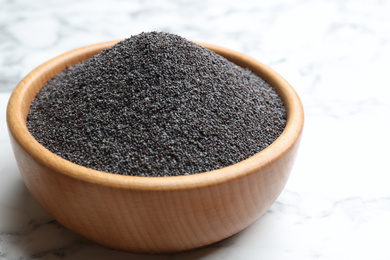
[1,0,390,259]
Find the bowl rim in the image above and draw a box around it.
[7,40,304,191]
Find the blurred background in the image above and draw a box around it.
[1,0,390,259]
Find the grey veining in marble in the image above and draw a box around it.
[1,0,390,259]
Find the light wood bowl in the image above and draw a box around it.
[7,40,304,253]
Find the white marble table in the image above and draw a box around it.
[1,0,390,259]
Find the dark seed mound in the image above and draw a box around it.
[27,32,287,177]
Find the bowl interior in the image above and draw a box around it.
[7,40,304,190]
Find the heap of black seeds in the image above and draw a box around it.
[27,32,287,177]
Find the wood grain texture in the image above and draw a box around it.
[7,41,304,253]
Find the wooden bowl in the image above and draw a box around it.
[7,40,304,253]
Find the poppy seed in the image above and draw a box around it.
[27,32,287,177]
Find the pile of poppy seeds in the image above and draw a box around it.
[27,32,287,177]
